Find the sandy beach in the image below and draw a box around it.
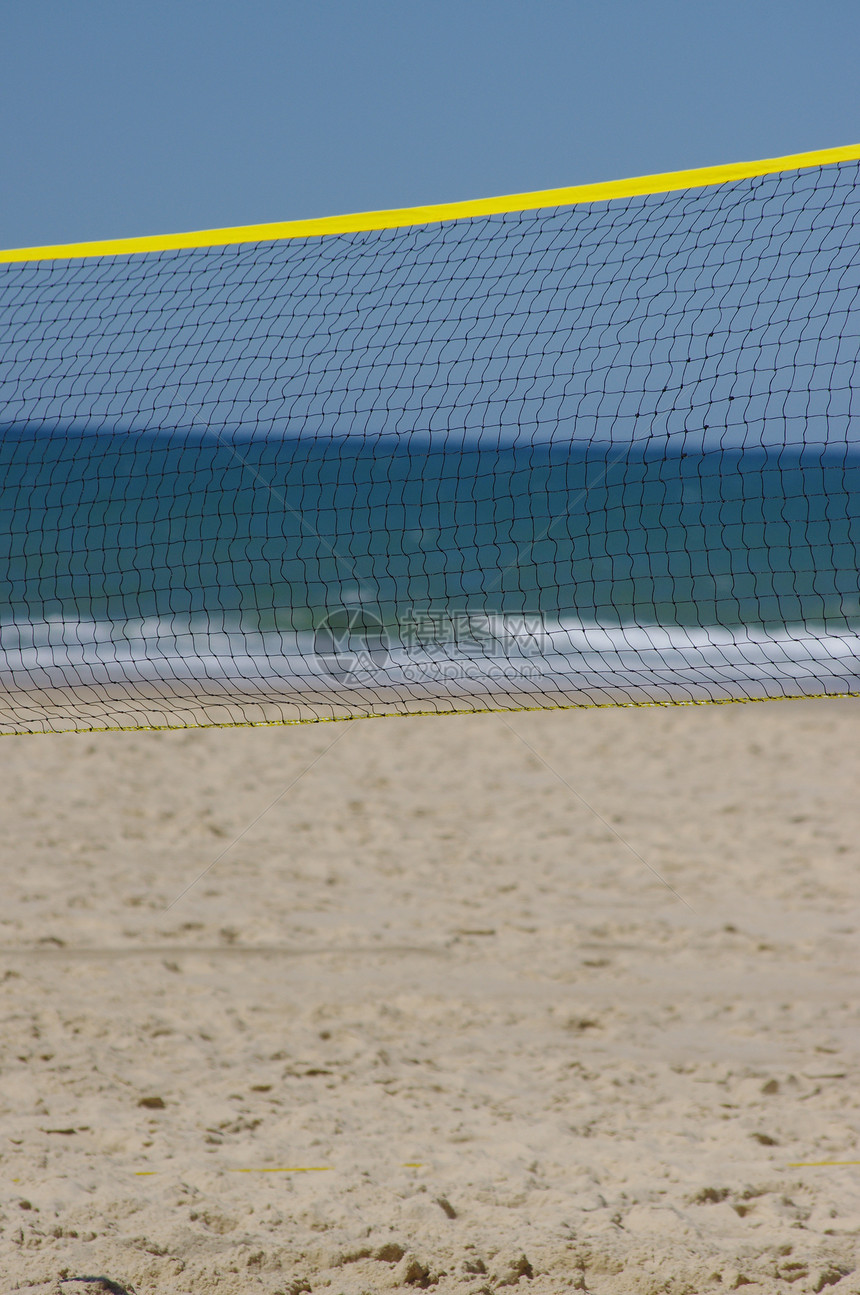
[1,698,859,1294]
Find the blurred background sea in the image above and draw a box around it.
[2,429,859,633]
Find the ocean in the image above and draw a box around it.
[2,429,860,627]
[1,428,859,729]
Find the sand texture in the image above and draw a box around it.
[1,700,859,1294]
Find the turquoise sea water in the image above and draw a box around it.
[1,430,859,635]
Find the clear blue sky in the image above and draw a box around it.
[2,0,859,249]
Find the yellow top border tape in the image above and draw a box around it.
[2,143,859,264]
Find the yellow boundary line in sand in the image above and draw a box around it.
[11,1167,424,1180]
[231,1167,332,1173]
[1,143,859,262]
[129,1165,425,1175]
[14,1160,857,1179]
[787,1165,860,1175]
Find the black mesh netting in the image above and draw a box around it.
[1,159,859,732]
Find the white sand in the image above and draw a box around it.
[1,700,859,1294]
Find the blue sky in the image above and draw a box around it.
[2,0,860,249]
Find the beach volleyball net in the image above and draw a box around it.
[1,145,860,733]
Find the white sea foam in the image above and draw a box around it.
[1,615,858,718]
